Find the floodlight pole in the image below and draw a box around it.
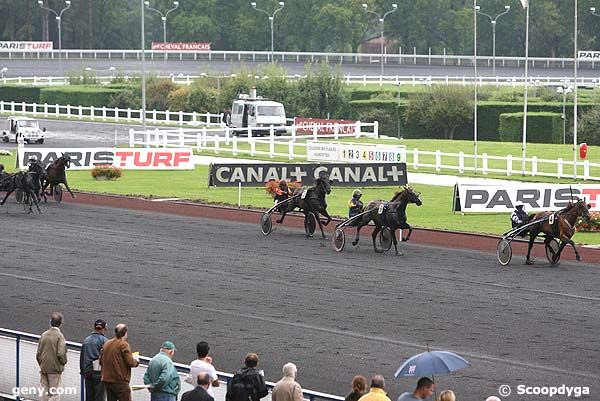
[362,3,398,78]
[38,0,71,75]
[476,5,510,76]
[145,1,180,61]
[251,1,285,63]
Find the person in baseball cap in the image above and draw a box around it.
[94,319,107,329]
[80,319,108,401]
[144,341,180,401]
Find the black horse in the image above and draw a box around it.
[42,153,76,199]
[276,174,332,239]
[0,171,42,214]
[27,158,48,202]
[351,186,423,255]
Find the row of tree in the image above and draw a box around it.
[1,0,600,58]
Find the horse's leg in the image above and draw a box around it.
[560,236,581,261]
[29,188,42,214]
[372,226,383,253]
[63,180,76,198]
[392,229,402,256]
[525,229,539,265]
[352,225,362,247]
[320,208,332,226]
[315,211,327,239]
[399,221,412,241]
[0,188,13,206]
[276,209,287,224]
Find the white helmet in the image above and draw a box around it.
[515,202,525,208]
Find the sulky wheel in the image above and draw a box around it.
[260,212,273,236]
[545,238,561,266]
[496,238,512,266]
[304,213,316,236]
[379,227,393,251]
[53,184,63,203]
[333,228,346,252]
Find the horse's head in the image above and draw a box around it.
[316,172,331,195]
[394,185,422,206]
[59,153,72,169]
[575,199,591,219]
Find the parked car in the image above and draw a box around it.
[2,116,46,144]
[226,88,287,137]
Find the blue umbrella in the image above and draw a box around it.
[394,350,470,378]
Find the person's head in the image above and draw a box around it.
[352,189,362,200]
[438,390,455,401]
[196,341,210,358]
[244,353,259,368]
[414,377,435,399]
[94,319,107,334]
[197,372,211,388]
[50,312,63,328]
[370,375,385,390]
[351,375,367,394]
[485,397,501,401]
[161,341,177,358]
[515,202,525,210]
[0,163,4,171]
[282,362,297,379]
[114,324,128,339]
[279,180,288,189]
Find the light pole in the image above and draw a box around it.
[251,1,284,63]
[593,6,600,17]
[141,0,147,132]
[145,1,180,61]
[38,0,71,75]
[556,85,573,145]
[476,4,510,76]
[362,3,398,78]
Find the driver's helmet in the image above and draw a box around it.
[515,202,525,209]
[0,163,4,172]
[352,189,362,199]
[279,179,288,189]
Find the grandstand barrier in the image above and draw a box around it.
[0,328,343,401]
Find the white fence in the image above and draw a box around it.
[3,74,600,88]
[0,100,223,127]
[130,126,599,181]
[128,122,379,159]
[1,48,600,70]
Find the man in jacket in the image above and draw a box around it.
[225,353,268,401]
[36,312,68,401]
[80,319,108,401]
[100,324,140,401]
[143,341,181,401]
[358,376,391,401]
[271,363,303,401]
[181,372,214,401]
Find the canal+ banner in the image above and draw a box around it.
[456,182,600,213]
[18,148,194,170]
[209,163,407,187]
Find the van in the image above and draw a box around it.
[225,88,287,136]
[2,116,46,144]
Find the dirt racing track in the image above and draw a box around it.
[0,194,599,401]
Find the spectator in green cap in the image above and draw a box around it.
[143,341,180,401]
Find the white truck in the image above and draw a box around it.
[225,88,287,136]
[2,116,46,144]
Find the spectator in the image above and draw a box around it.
[36,312,68,401]
[357,375,390,401]
[80,319,108,401]
[437,390,455,401]
[271,363,303,401]
[143,341,181,401]
[185,341,220,397]
[181,372,214,401]
[397,377,435,401]
[345,375,367,401]
[100,324,140,401]
[225,353,268,401]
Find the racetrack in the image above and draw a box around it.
[0,200,598,400]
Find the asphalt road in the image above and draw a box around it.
[0,201,598,400]
[1,59,599,79]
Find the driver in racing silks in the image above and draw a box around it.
[0,163,9,191]
[274,179,292,212]
[348,189,364,226]
[511,202,529,236]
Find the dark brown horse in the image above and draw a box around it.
[42,153,76,199]
[276,174,332,239]
[525,199,590,264]
[351,186,423,255]
[0,171,42,213]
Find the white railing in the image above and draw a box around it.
[0,100,224,127]
[1,49,600,70]
[2,74,600,88]
[128,122,379,159]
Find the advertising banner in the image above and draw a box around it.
[18,148,194,170]
[209,162,407,187]
[457,183,600,213]
[578,51,600,60]
[151,42,211,51]
[307,141,406,163]
[294,117,357,135]
[0,41,53,52]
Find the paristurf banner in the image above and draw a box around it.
[578,51,600,60]
[457,183,600,213]
[0,41,53,51]
[209,163,407,187]
[18,148,194,170]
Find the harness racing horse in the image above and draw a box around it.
[0,171,42,214]
[27,158,48,202]
[42,153,76,199]
[351,186,423,255]
[276,174,332,239]
[525,199,590,265]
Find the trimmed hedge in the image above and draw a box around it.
[0,85,42,103]
[40,86,124,107]
[499,112,563,143]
